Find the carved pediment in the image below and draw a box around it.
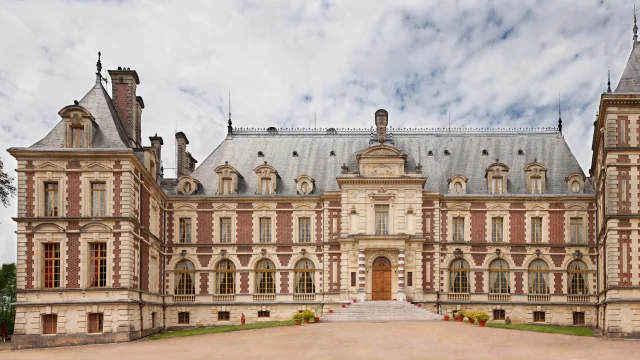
[35,162,65,171]
[82,162,112,171]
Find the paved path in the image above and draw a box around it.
[3,322,639,360]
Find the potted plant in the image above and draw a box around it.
[454,310,465,322]
[292,312,303,326]
[301,310,315,324]
[475,312,490,327]
[313,308,321,323]
[443,314,450,321]
[467,311,476,324]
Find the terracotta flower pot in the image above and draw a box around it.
[353,299,357,303]
[342,304,346,308]
[314,316,320,323]
[478,320,487,327]
[295,319,302,326]
[417,304,422,308]
[329,309,334,313]
[454,317,463,322]
[468,318,475,324]
[444,315,450,321]
[304,318,310,324]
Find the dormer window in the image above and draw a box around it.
[427,150,433,156]
[486,159,509,194]
[482,149,488,156]
[295,175,314,195]
[566,173,584,194]
[178,176,199,195]
[448,175,468,194]
[444,150,450,156]
[330,151,336,156]
[292,151,299,157]
[517,150,524,155]
[71,125,85,148]
[258,151,264,157]
[215,162,240,195]
[254,162,278,195]
[524,161,547,194]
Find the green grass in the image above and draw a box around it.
[148,320,296,340]
[485,322,594,337]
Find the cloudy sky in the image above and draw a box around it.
[0,0,635,263]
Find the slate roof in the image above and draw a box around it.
[187,128,593,197]
[29,76,131,149]
[615,42,640,93]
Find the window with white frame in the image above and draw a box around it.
[452,217,464,242]
[259,217,272,242]
[491,217,503,242]
[569,218,584,243]
[375,205,389,235]
[531,217,543,243]
[298,217,311,242]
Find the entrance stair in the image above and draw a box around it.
[322,301,443,322]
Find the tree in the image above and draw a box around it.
[0,263,16,335]
[0,158,16,207]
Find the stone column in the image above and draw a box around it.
[357,249,366,302]
[397,249,407,302]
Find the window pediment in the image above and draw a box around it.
[357,145,407,177]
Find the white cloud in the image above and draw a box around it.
[0,0,634,263]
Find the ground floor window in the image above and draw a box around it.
[218,311,230,321]
[493,309,505,320]
[573,312,585,325]
[151,312,157,328]
[42,314,57,335]
[533,311,545,322]
[407,272,413,286]
[351,272,356,287]
[178,312,190,324]
[258,310,270,318]
[87,313,104,334]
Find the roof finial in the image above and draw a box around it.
[558,91,563,134]
[227,89,233,135]
[634,5,638,42]
[96,51,102,75]
[607,67,612,92]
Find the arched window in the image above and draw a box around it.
[255,259,276,294]
[175,260,195,295]
[489,259,510,294]
[528,260,549,294]
[294,259,315,294]
[449,259,469,293]
[454,182,462,193]
[216,260,235,294]
[301,182,309,194]
[568,261,588,295]
[571,181,580,193]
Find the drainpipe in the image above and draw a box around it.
[162,199,167,330]
[139,181,144,338]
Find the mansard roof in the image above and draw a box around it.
[29,76,130,149]
[188,127,593,197]
[615,42,640,93]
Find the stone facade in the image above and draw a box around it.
[9,35,640,349]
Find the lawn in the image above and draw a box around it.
[485,322,594,337]
[148,320,296,340]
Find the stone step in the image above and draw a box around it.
[322,301,443,322]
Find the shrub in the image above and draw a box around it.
[300,310,315,320]
[292,312,304,320]
[455,310,466,318]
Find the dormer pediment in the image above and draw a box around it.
[215,162,240,195]
[357,145,407,177]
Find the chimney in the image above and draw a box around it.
[175,132,189,177]
[108,67,142,147]
[375,109,388,144]
[149,134,164,178]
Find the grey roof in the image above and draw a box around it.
[30,76,130,149]
[186,129,593,197]
[615,42,640,93]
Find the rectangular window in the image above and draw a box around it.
[493,309,506,320]
[531,217,543,243]
[88,313,104,334]
[44,182,59,217]
[573,312,585,325]
[375,205,389,235]
[71,125,84,148]
[407,272,413,287]
[452,217,465,242]
[569,218,584,243]
[259,217,272,242]
[218,311,230,321]
[223,178,232,194]
[91,182,106,216]
[261,178,272,195]
[43,243,60,288]
[151,312,157,328]
[533,311,545,322]
[42,314,57,335]
[178,312,190,324]
[492,177,503,194]
[351,272,356,287]
[531,177,542,194]
[89,243,107,288]
[179,218,192,243]
[258,310,270,318]
[220,217,232,243]
[491,217,503,242]
[298,217,311,242]
[619,118,627,145]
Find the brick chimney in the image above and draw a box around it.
[108,67,143,147]
[149,134,163,178]
[175,132,189,177]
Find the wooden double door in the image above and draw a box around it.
[371,257,392,300]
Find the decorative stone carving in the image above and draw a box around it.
[453,248,463,258]
[572,250,582,260]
